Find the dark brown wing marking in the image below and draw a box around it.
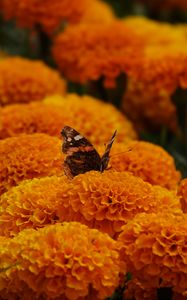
[100,130,117,172]
[61,126,101,178]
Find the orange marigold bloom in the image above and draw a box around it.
[0,94,137,143]
[124,17,187,45]
[118,212,187,296]
[120,17,187,130]
[0,222,122,300]
[178,179,187,213]
[0,57,66,106]
[0,171,181,238]
[52,22,145,88]
[122,77,178,132]
[80,0,115,24]
[1,0,89,34]
[0,134,63,195]
[107,141,181,190]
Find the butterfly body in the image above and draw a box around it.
[61,126,116,179]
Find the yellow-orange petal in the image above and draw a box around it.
[52,22,145,87]
[0,134,63,195]
[118,212,187,295]
[80,0,115,24]
[0,57,66,105]
[0,222,122,300]
[0,171,181,238]
[103,141,180,190]
[0,94,137,143]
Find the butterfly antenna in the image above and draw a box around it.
[110,148,133,158]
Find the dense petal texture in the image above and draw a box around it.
[52,22,145,87]
[178,178,187,213]
[0,222,122,299]
[0,94,137,142]
[121,17,187,130]
[0,57,66,105]
[0,134,63,195]
[0,171,181,237]
[107,141,181,190]
[118,212,187,296]
[1,0,89,33]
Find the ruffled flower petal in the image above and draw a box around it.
[106,141,181,190]
[0,94,137,143]
[0,222,122,299]
[0,134,63,195]
[118,212,187,295]
[0,57,66,106]
[0,171,181,237]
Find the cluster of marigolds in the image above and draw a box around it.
[0,0,187,300]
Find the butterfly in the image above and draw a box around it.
[61,126,117,179]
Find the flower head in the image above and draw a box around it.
[122,77,178,131]
[52,22,145,87]
[121,17,187,130]
[0,222,122,300]
[0,94,137,143]
[0,57,66,106]
[0,171,181,238]
[118,212,187,295]
[80,0,115,24]
[0,134,63,195]
[106,141,180,190]
[1,0,89,34]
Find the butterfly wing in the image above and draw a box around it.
[61,126,101,178]
[100,130,117,172]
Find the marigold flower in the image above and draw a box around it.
[121,17,187,130]
[0,171,181,238]
[52,22,145,87]
[0,94,137,143]
[80,0,115,24]
[178,179,187,213]
[107,141,181,190]
[0,222,122,299]
[1,0,89,34]
[118,212,187,295]
[0,57,66,106]
[0,134,63,195]
[122,77,178,131]
[124,17,187,45]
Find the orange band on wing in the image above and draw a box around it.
[67,146,94,155]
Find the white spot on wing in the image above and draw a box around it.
[67,137,72,142]
[74,134,83,141]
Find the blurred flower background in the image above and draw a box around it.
[1,1,187,300]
